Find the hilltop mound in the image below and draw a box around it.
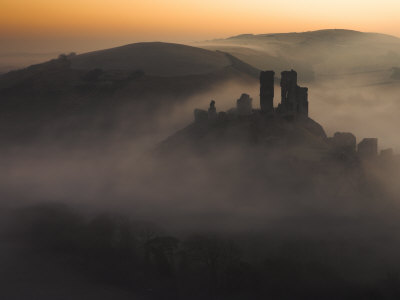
[70,42,235,76]
[0,43,259,144]
[158,113,329,160]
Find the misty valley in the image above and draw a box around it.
[1,30,400,299]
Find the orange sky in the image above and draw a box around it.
[1,0,399,52]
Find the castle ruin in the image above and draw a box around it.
[194,69,309,118]
[193,70,389,160]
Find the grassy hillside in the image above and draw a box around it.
[0,43,259,145]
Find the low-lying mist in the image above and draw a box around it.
[1,73,400,299]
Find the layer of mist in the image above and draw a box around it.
[1,77,400,299]
[1,31,400,299]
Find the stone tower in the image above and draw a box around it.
[278,70,309,117]
[259,71,275,113]
[280,70,298,112]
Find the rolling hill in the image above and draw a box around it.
[69,42,233,76]
[1,32,400,150]
[0,42,259,145]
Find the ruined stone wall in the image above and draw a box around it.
[329,132,357,154]
[237,94,253,116]
[358,138,378,158]
[194,109,208,122]
[296,86,309,117]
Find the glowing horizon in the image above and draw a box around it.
[1,0,400,53]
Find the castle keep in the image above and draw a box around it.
[259,71,275,113]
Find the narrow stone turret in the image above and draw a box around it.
[208,100,217,120]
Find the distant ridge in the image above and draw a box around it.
[196,29,400,81]
[226,29,400,40]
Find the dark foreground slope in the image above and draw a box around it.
[4,112,400,300]
[0,43,259,145]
